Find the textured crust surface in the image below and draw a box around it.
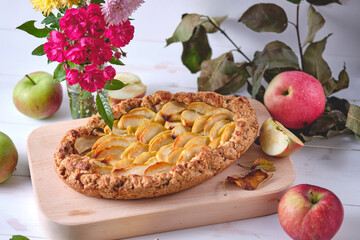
[54,91,259,199]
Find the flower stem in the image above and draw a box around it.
[25,74,36,85]
[205,16,251,63]
[295,3,304,70]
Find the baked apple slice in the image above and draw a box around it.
[144,162,175,176]
[128,107,156,119]
[186,102,214,114]
[181,110,202,127]
[172,132,199,149]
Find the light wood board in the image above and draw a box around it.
[27,99,295,240]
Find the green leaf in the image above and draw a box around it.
[80,91,91,100]
[246,63,268,99]
[31,44,46,56]
[104,79,126,90]
[53,62,66,82]
[247,81,266,103]
[306,0,341,6]
[181,25,212,73]
[200,15,228,33]
[346,104,360,136]
[253,41,300,70]
[166,14,202,46]
[10,235,30,240]
[303,5,325,46]
[41,12,60,29]
[287,0,301,3]
[96,93,114,130]
[239,3,288,33]
[16,20,51,38]
[109,56,124,65]
[303,34,332,85]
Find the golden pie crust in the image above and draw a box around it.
[54,91,258,199]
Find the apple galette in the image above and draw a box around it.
[54,91,258,199]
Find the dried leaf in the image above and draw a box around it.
[239,3,288,33]
[216,61,249,95]
[303,34,332,85]
[246,63,268,99]
[306,0,341,6]
[166,14,201,46]
[303,5,325,46]
[200,15,228,33]
[251,158,276,172]
[346,104,360,136]
[226,169,273,190]
[181,25,212,73]
[247,81,266,103]
[322,65,349,96]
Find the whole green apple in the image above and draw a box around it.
[0,131,18,183]
[13,72,63,119]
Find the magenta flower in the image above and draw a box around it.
[101,0,144,26]
[87,3,103,19]
[65,69,80,85]
[104,20,134,48]
[48,30,67,46]
[103,66,116,80]
[65,45,87,64]
[79,64,106,92]
[43,30,68,62]
[93,39,113,65]
[88,15,106,37]
[59,8,88,40]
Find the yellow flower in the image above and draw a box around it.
[30,0,82,15]
[62,0,82,9]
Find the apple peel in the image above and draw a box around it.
[226,169,273,190]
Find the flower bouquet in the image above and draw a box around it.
[17,0,143,128]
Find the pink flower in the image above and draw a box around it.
[65,45,87,64]
[79,64,106,92]
[101,0,144,26]
[114,51,121,59]
[103,66,116,80]
[87,4,103,19]
[65,68,80,85]
[44,42,66,63]
[59,8,88,40]
[88,15,106,37]
[49,30,67,46]
[104,20,134,48]
[93,39,113,65]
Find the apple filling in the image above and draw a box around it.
[74,101,236,176]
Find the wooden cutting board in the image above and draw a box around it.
[27,99,295,240]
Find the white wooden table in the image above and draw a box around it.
[1,0,359,239]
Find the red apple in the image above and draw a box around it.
[13,72,63,119]
[259,118,304,157]
[107,72,146,106]
[278,184,344,240]
[0,131,18,183]
[264,71,326,129]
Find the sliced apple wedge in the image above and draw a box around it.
[112,163,149,176]
[167,148,184,164]
[74,135,99,154]
[127,144,149,159]
[149,130,174,152]
[93,145,126,159]
[154,111,165,124]
[92,134,118,150]
[259,118,304,157]
[204,113,229,136]
[93,165,113,175]
[181,110,202,127]
[160,101,186,121]
[118,114,148,130]
[95,137,130,153]
[171,125,191,138]
[208,137,221,149]
[156,143,173,162]
[209,119,231,140]
[191,115,211,133]
[144,156,157,165]
[104,120,127,135]
[122,134,137,143]
[205,108,234,120]
[164,121,182,130]
[113,158,134,169]
[135,120,157,140]
[144,162,174,176]
[220,122,236,144]
[139,124,166,144]
[172,132,199,149]
[177,144,206,164]
[187,102,214,114]
[101,155,123,166]
[184,136,210,148]
[128,107,156,119]
[133,151,157,164]
[121,142,142,159]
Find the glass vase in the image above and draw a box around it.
[66,82,97,119]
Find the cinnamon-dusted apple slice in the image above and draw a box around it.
[118,114,149,131]
[181,110,202,127]
[208,137,221,149]
[160,101,186,121]
[167,148,184,164]
[184,136,210,148]
[220,121,236,144]
[156,143,173,162]
[171,125,191,138]
[172,132,199,149]
[127,143,149,160]
[133,151,157,164]
[177,144,206,164]
[121,142,142,159]
[112,163,149,177]
[149,130,174,152]
[93,145,126,159]
[205,108,234,120]
[128,107,156,119]
[74,135,100,154]
[209,119,231,140]
[204,113,229,136]
[164,121,182,130]
[191,115,211,133]
[139,124,166,144]
[186,102,214,114]
[144,162,175,176]
[95,137,130,153]
[92,134,118,150]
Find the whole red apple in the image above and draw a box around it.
[0,131,18,183]
[264,71,326,129]
[13,72,63,119]
[278,184,344,240]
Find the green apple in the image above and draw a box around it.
[259,118,304,157]
[0,131,18,183]
[13,72,63,119]
[107,72,147,106]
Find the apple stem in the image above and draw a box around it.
[308,189,319,205]
[25,75,36,85]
